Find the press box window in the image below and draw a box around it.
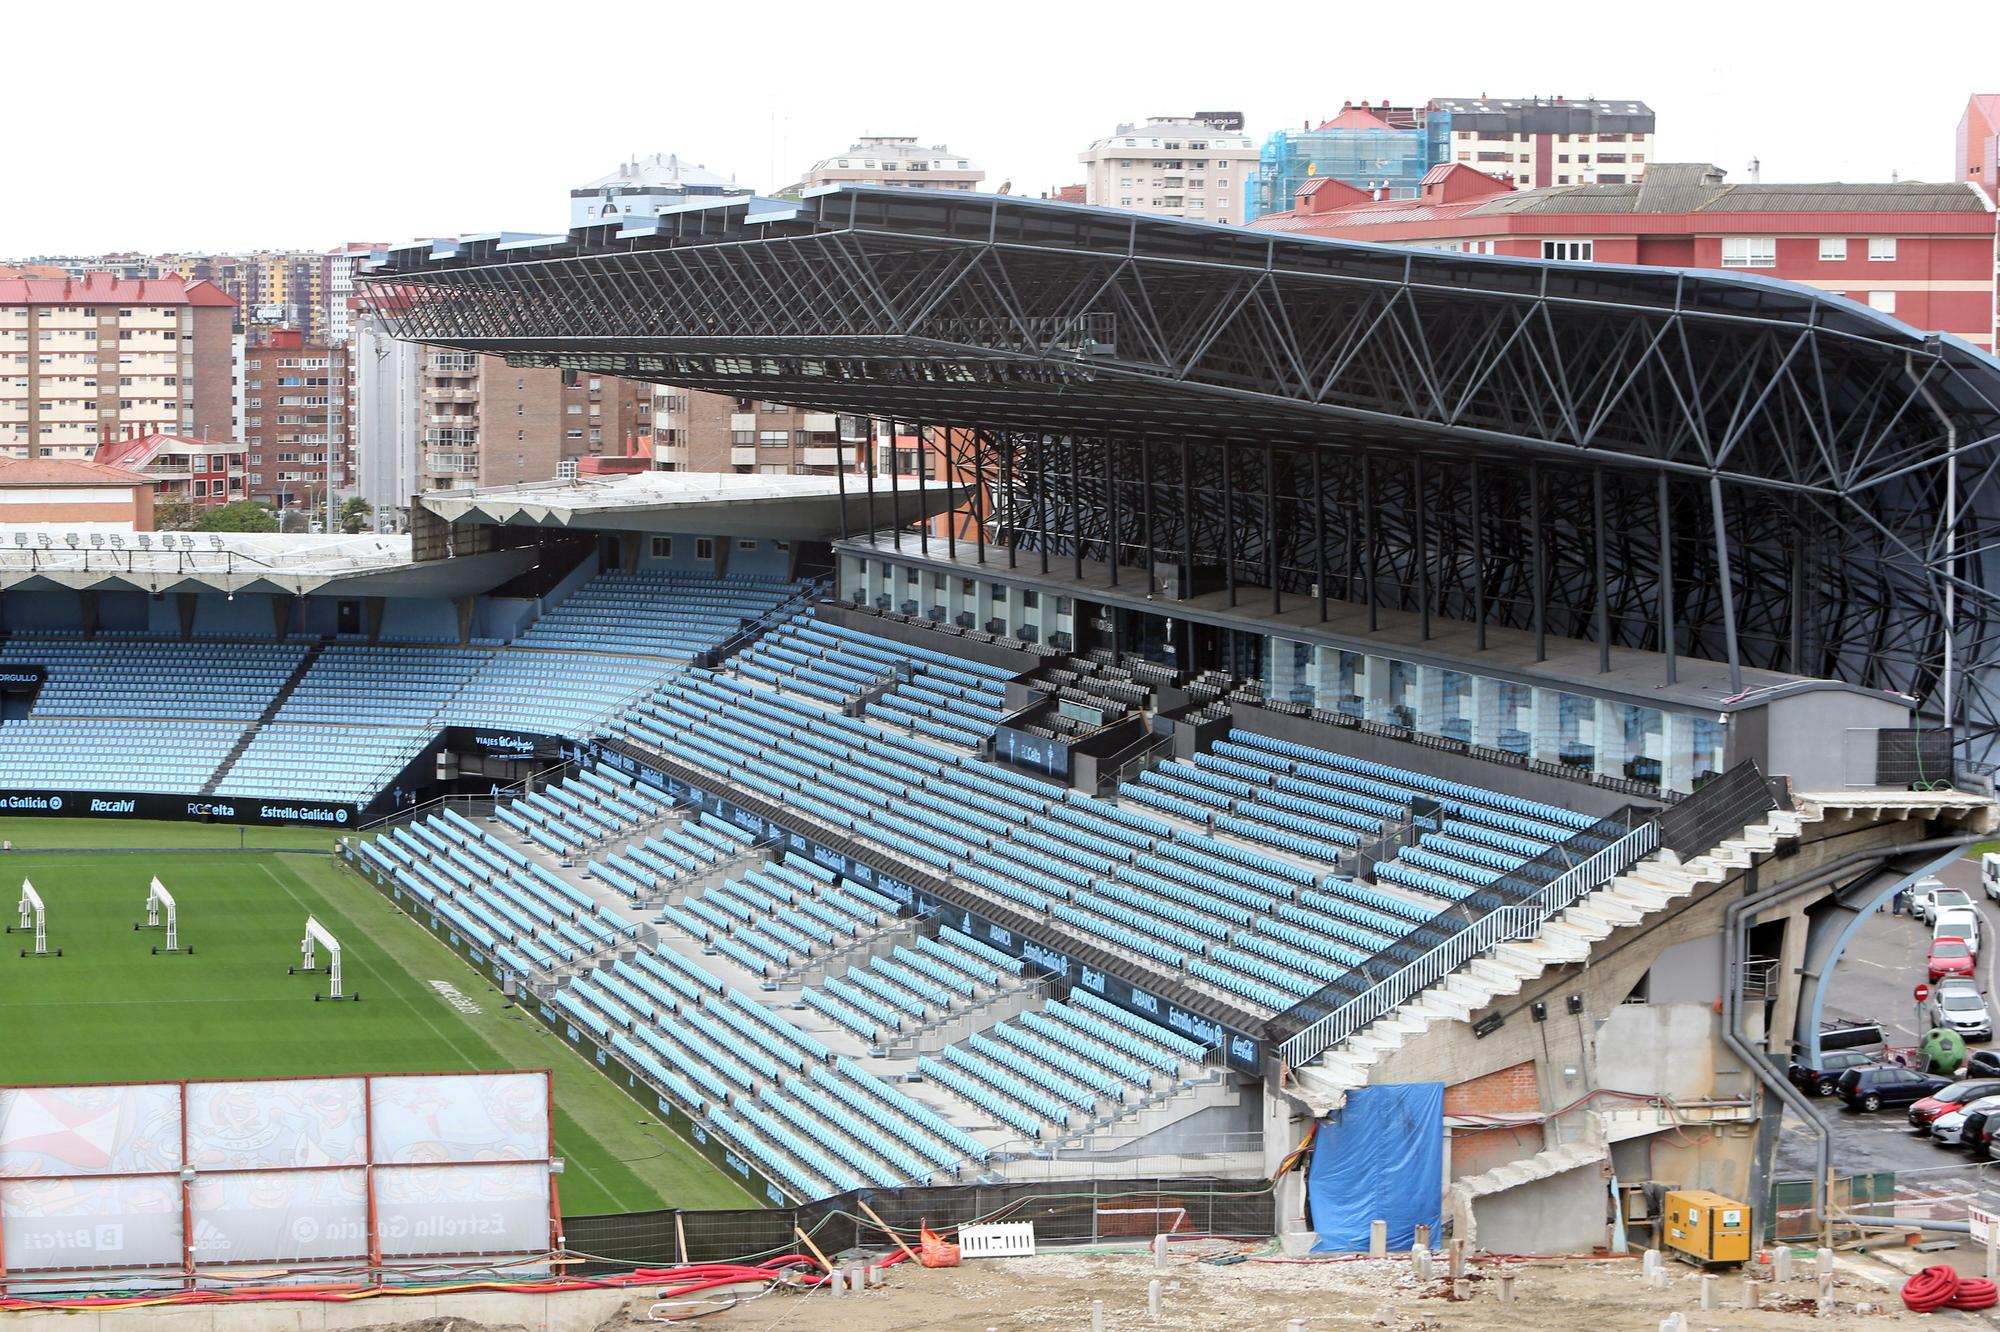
[695,538,715,560]
[650,537,672,558]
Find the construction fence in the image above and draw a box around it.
[563,1176,1277,1274]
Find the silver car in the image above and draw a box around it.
[1932,980,1994,1042]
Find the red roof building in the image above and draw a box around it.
[95,432,247,508]
[1959,94,2000,202]
[1253,162,1999,352]
[0,456,156,530]
[0,273,237,460]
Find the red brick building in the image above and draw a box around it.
[241,328,347,510]
[1959,94,2000,203]
[1254,162,1998,352]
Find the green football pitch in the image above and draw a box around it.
[0,821,754,1215]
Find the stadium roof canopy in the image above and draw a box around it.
[0,531,533,597]
[361,186,2000,761]
[363,184,2000,484]
[417,469,956,537]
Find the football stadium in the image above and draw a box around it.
[4,186,2000,1316]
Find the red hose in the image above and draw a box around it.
[1903,1264,1961,1312]
[1952,1277,1999,1310]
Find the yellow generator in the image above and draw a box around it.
[1662,1189,1753,1267]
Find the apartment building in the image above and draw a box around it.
[95,431,248,509]
[241,329,349,509]
[1080,113,1258,224]
[1255,162,1997,349]
[571,153,751,228]
[798,137,984,192]
[0,273,234,459]
[1246,95,1656,221]
[653,390,854,473]
[421,355,652,492]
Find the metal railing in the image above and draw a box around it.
[1271,759,1776,1070]
[1272,819,1659,1069]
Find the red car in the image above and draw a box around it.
[1930,937,1978,984]
[1909,1080,2000,1131]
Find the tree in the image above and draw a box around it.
[339,496,374,534]
[196,501,279,533]
[153,500,198,532]
[277,509,312,534]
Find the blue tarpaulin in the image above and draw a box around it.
[1307,1082,1444,1251]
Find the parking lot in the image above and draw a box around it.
[1774,852,2000,1218]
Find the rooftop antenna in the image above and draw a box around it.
[1747,157,1761,184]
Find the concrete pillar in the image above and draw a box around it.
[1414,1224,1430,1250]
[1773,1247,1792,1282]
[1471,674,1506,748]
[1594,700,1631,779]
[1090,1299,1104,1332]
[1450,1238,1467,1279]
[1147,1278,1161,1320]
[1368,1220,1387,1256]
[1413,664,1448,736]
[1699,1274,1717,1310]
[1498,1272,1516,1304]
[1665,711,1701,794]
[1153,1234,1169,1269]
[1646,1267,1667,1290]
[1452,1278,1469,1300]
[1741,1279,1761,1310]
[1530,686,1563,765]
[1641,1249,1660,1278]
[1412,1246,1432,1279]
[1359,653,1396,724]
[1310,645,1342,713]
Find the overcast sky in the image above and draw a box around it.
[5,1,1997,258]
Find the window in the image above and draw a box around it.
[1021,590,1039,610]
[695,538,715,560]
[1868,237,1898,261]
[1721,236,1776,268]
[1866,291,1897,314]
[1819,237,1848,261]
[650,536,673,558]
[736,539,757,551]
[1541,240,1594,262]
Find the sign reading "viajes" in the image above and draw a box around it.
[441,727,564,760]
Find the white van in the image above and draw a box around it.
[1936,906,1984,955]
[1983,853,2000,902]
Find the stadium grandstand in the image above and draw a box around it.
[1,186,1996,1260]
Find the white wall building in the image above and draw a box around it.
[351,313,422,525]
[1081,115,1259,224]
[570,154,751,228]
[800,137,984,192]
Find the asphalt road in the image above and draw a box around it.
[1774,853,2000,1216]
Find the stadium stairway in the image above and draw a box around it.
[1289,801,1814,1113]
[200,643,325,796]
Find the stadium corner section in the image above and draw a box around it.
[0,842,756,1216]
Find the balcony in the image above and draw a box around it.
[729,413,757,432]
[802,446,857,468]
[730,446,757,465]
[427,413,476,427]
[802,412,838,432]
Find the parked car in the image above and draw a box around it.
[1936,907,1985,955]
[1930,936,1978,984]
[1955,1098,2000,1152]
[1840,1066,1952,1112]
[1968,1049,2000,1079]
[1977,1112,2000,1158]
[1915,880,1975,924]
[1910,1079,2000,1131]
[1789,1049,1880,1097]
[1931,981,1995,1042]
[1983,853,2000,903]
[1928,1088,2000,1144]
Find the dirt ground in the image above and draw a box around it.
[641,1249,1958,1331]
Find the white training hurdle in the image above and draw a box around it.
[138,876,187,953]
[13,878,56,957]
[292,915,357,1001]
